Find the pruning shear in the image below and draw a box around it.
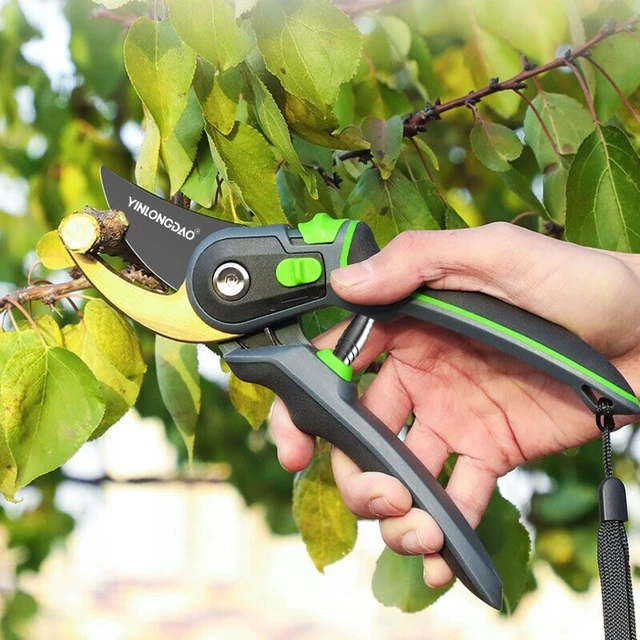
[59,167,640,611]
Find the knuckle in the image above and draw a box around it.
[389,230,431,256]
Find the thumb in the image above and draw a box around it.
[330,223,537,306]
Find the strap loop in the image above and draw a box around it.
[596,397,636,640]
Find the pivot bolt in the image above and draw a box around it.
[212,262,250,301]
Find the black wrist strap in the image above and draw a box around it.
[596,398,637,640]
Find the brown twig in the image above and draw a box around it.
[338,18,639,162]
[0,267,165,314]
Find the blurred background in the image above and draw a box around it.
[1,0,640,637]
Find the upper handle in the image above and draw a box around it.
[223,342,503,610]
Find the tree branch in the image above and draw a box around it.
[0,209,166,314]
[339,17,639,162]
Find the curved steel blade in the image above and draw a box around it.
[100,166,238,289]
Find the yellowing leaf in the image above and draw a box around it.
[124,18,196,140]
[63,300,146,438]
[292,440,357,571]
[0,331,41,371]
[155,336,201,463]
[35,316,63,347]
[207,122,287,224]
[135,115,161,192]
[1,346,105,499]
[228,373,274,429]
[243,64,317,196]
[566,127,640,252]
[167,0,254,73]
[470,120,523,172]
[252,0,362,109]
[160,89,204,195]
[193,59,242,135]
[36,231,74,270]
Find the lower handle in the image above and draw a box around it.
[224,343,503,609]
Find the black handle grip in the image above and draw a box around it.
[224,342,503,610]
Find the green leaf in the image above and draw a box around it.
[361,115,403,180]
[500,166,549,219]
[372,549,452,612]
[155,336,201,463]
[193,59,242,135]
[160,89,204,195]
[470,121,523,172]
[135,116,161,192]
[531,482,598,525]
[476,489,531,613]
[566,127,640,252]
[228,373,274,429]
[414,138,439,171]
[1,346,105,498]
[445,206,469,230]
[301,307,349,340]
[207,122,287,224]
[408,31,440,99]
[243,64,317,196]
[0,331,41,372]
[471,0,568,62]
[36,231,73,270]
[592,27,640,121]
[182,137,218,207]
[167,0,254,73]
[124,18,197,141]
[465,27,521,119]
[292,440,357,572]
[277,167,334,225]
[283,93,370,150]
[35,316,63,348]
[523,92,594,171]
[252,0,362,109]
[344,168,440,246]
[543,162,569,223]
[63,300,146,438]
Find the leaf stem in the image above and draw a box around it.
[513,89,563,160]
[585,56,640,126]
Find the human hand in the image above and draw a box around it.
[270,223,640,588]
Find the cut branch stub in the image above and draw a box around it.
[59,213,101,254]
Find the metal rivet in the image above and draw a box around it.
[212,262,250,301]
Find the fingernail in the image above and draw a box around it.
[369,496,394,517]
[423,567,435,588]
[331,260,373,289]
[401,530,428,554]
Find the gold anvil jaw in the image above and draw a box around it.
[59,226,236,344]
